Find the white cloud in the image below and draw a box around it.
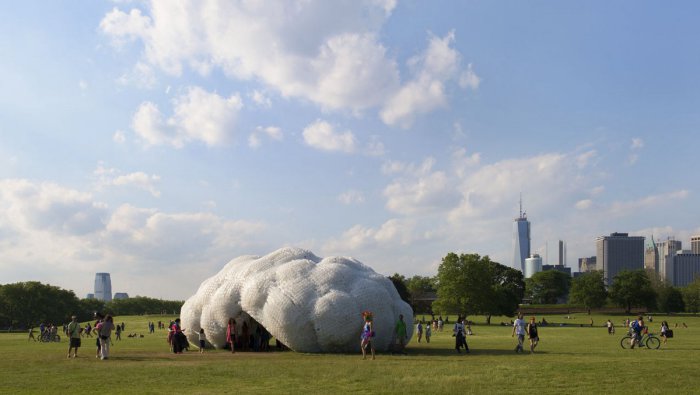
[248,126,283,148]
[608,190,689,217]
[131,87,243,148]
[628,137,644,164]
[323,218,416,253]
[93,164,161,197]
[116,61,157,88]
[113,130,126,143]
[302,119,356,153]
[380,31,476,128]
[383,157,460,215]
[576,150,597,169]
[337,189,365,205]
[459,63,480,90]
[100,2,471,126]
[78,80,88,91]
[575,199,593,210]
[0,178,269,299]
[250,90,272,107]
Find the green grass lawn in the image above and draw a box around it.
[1,313,698,394]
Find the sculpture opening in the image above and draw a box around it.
[181,247,414,353]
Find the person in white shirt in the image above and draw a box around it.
[453,316,469,353]
[512,313,526,353]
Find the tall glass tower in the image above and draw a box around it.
[512,198,530,272]
[94,273,112,302]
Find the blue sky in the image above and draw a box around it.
[1,1,698,299]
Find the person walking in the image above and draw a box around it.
[28,327,36,342]
[425,322,431,343]
[453,316,468,353]
[67,316,81,358]
[416,321,423,343]
[360,311,375,360]
[526,316,539,353]
[99,315,115,360]
[512,313,526,353]
[393,314,408,355]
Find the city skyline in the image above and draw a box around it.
[1,1,699,299]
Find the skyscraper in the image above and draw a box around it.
[691,235,700,254]
[644,236,658,273]
[512,197,530,272]
[94,273,112,302]
[595,232,644,286]
[558,240,566,266]
[657,238,682,283]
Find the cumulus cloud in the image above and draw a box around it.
[248,126,283,148]
[131,87,243,148]
[383,157,460,215]
[181,247,414,353]
[0,178,268,299]
[380,31,476,128]
[324,218,417,252]
[100,1,472,126]
[303,119,356,153]
[93,164,161,197]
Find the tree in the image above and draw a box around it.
[526,270,571,304]
[683,278,700,313]
[609,270,657,313]
[656,285,685,313]
[0,282,81,328]
[433,253,524,323]
[388,274,412,306]
[569,271,607,311]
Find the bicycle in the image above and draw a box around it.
[620,332,660,349]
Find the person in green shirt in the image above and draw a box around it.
[67,316,82,358]
[393,314,407,355]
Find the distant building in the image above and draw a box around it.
[94,273,112,302]
[578,256,597,273]
[542,264,572,277]
[691,235,700,254]
[671,252,700,287]
[524,254,543,279]
[644,236,659,273]
[113,292,129,300]
[595,232,644,286]
[657,238,682,283]
[512,198,530,272]
[558,240,566,266]
[86,293,95,299]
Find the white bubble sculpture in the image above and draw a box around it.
[181,247,414,353]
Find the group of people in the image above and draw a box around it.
[625,316,674,347]
[65,313,116,360]
[223,317,275,354]
[512,314,539,353]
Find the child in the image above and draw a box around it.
[198,328,206,353]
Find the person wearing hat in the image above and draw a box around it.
[67,315,82,358]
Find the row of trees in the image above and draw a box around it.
[390,252,700,317]
[0,281,183,329]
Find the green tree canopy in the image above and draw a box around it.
[656,285,685,313]
[526,270,571,304]
[609,269,657,313]
[683,278,700,313]
[388,273,412,306]
[433,253,524,323]
[0,281,80,328]
[569,271,607,310]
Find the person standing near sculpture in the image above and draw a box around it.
[512,313,526,353]
[67,316,81,358]
[360,311,375,360]
[226,318,236,353]
[416,321,423,343]
[425,321,431,343]
[393,314,407,354]
[99,315,115,360]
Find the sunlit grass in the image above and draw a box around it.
[1,313,698,394]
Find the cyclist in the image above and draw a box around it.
[630,316,645,349]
